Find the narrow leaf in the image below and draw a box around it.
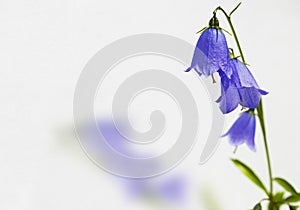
[253,203,262,210]
[231,159,268,195]
[274,177,298,195]
[286,195,300,203]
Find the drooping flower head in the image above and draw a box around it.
[186,15,231,78]
[222,111,256,151]
[217,58,268,114]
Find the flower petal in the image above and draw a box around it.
[217,59,268,112]
[230,59,259,88]
[222,112,251,146]
[217,70,239,114]
[238,87,262,108]
[258,89,268,95]
[189,28,231,77]
[245,115,256,152]
[185,67,192,72]
[223,112,256,151]
[219,87,240,114]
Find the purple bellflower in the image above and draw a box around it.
[186,16,231,78]
[222,111,256,151]
[217,58,268,114]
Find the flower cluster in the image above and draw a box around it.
[186,15,267,151]
[186,5,300,209]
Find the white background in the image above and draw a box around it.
[1,0,300,209]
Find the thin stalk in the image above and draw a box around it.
[214,7,245,63]
[257,100,273,196]
[215,5,273,197]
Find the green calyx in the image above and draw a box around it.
[229,48,235,59]
[247,108,256,115]
[209,14,219,28]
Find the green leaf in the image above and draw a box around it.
[273,191,285,203]
[274,177,298,195]
[231,159,268,195]
[286,194,300,203]
[252,203,262,210]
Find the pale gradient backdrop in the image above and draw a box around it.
[0,0,299,210]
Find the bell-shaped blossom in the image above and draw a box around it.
[222,111,256,151]
[217,58,268,114]
[185,17,231,77]
[186,28,231,77]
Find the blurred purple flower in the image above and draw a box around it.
[98,119,130,155]
[125,175,187,205]
[158,175,187,203]
[217,59,268,114]
[96,119,188,205]
[222,111,256,151]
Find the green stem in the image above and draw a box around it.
[257,100,273,197]
[215,5,273,197]
[214,7,245,63]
